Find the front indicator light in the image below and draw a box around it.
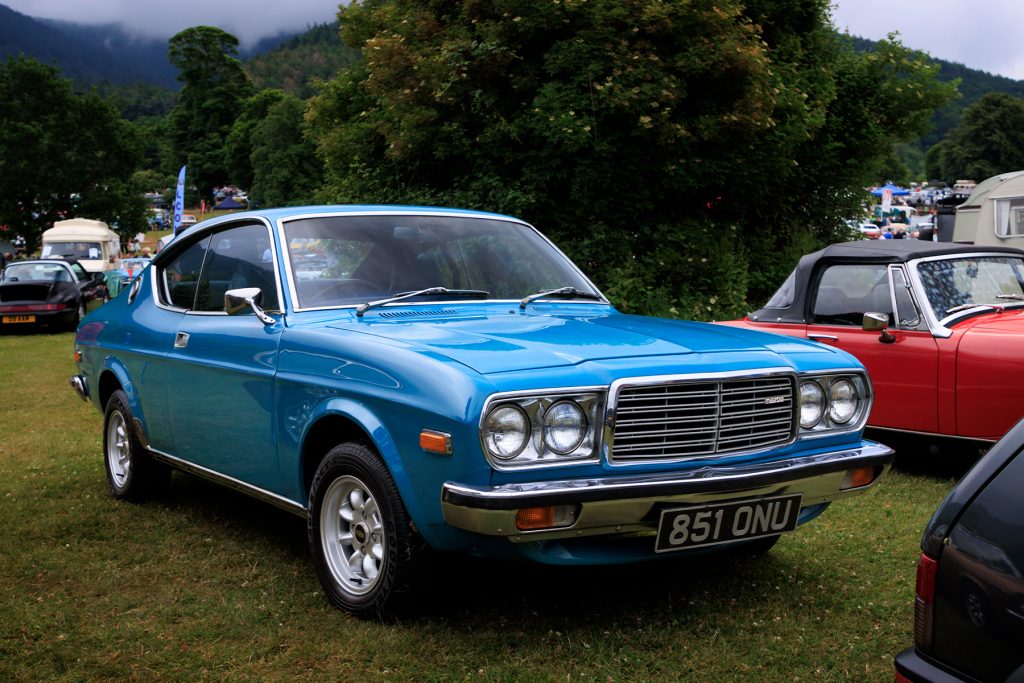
[515,505,578,531]
[841,466,877,490]
[419,430,452,455]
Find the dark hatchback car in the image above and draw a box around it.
[895,418,1024,682]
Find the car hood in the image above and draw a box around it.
[325,308,836,375]
[954,307,1024,332]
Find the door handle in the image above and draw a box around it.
[807,333,838,343]
[174,332,190,349]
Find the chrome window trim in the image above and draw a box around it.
[886,264,925,330]
[274,210,608,313]
[603,367,800,466]
[906,251,1024,338]
[152,217,285,317]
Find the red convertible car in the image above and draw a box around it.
[722,241,1024,449]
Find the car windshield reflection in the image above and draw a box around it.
[283,214,601,309]
[917,256,1024,321]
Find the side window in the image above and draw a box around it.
[194,224,279,313]
[890,266,921,328]
[162,236,210,309]
[811,263,891,326]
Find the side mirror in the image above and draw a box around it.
[224,287,276,325]
[862,312,896,344]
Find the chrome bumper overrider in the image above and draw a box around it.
[441,443,893,542]
[69,374,89,401]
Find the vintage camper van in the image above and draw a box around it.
[953,171,1024,246]
[40,219,121,275]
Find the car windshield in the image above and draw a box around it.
[916,256,1024,319]
[2,262,73,282]
[283,214,599,308]
[41,241,103,260]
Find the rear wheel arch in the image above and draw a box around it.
[97,370,123,411]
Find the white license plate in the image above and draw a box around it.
[655,493,802,552]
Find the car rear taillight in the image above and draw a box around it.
[0,302,70,312]
[914,552,938,651]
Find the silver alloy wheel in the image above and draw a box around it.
[105,409,131,489]
[320,475,386,596]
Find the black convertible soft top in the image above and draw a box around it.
[749,240,1024,324]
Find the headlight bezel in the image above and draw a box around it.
[479,388,604,470]
[798,371,871,437]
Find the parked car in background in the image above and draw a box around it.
[858,223,882,240]
[0,258,105,331]
[118,257,152,287]
[41,218,121,277]
[70,205,893,615]
[894,417,1024,682]
[179,214,198,228]
[721,240,1024,450]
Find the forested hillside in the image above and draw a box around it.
[849,36,1024,149]
[245,22,361,99]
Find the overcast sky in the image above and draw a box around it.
[6,0,1024,80]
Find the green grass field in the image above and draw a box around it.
[0,332,955,681]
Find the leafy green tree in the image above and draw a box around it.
[310,1,955,317]
[0,57,147,251]
[250,94,323,206]
[928,92,1024,183]
[167,27,253,199]
[225,89,286,189]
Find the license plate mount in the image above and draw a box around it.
[655,493,802,553]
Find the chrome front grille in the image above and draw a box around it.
[609,375,796,462]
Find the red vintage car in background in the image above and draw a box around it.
[722,241,1024,453]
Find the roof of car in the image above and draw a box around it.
[749,240,1024,324]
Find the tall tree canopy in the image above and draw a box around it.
[0,57,146,251]
[926,92,1024,183]
[167,26,253,199]
[309,0,955,317]
[249,94,323,207]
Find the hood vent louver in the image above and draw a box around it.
[377,308,459,319]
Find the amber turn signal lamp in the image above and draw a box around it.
[419,430,452,455]
[515,506,556,531]
[515,505,577,531]
[841,466,876,490]
[73,349,83,363]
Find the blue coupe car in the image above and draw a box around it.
[70,206,893,615]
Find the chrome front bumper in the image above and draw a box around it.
[441,443,893,543]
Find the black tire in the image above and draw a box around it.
[308,442,423,616]
[103,390,169,501]
[67,302,86,332]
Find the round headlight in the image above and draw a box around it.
[829,378,859,424]
[542,401,587,454]
[483,405,529,460]
[799,381,825,428]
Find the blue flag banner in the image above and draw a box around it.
[172,165,186,235]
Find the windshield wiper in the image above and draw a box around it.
[945,302,1005,315]
[996,293,1024,301]
[519,286,604,310]
[355,287,489,317]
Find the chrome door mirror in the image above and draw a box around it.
[224,287,275,324]
[862,312,895,343]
